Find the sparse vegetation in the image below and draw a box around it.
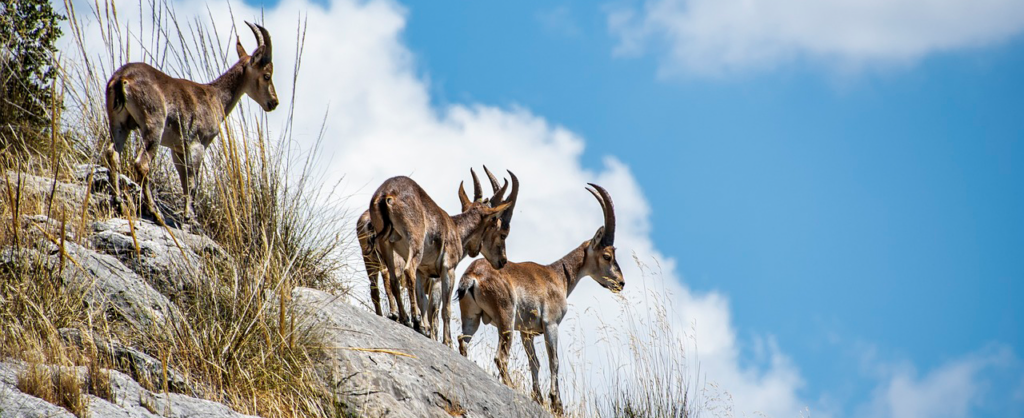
[2,0,352,416]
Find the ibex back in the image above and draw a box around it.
[104,22,278,222]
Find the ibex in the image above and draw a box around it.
[358,167,515,320]
[368,168,518,347]
[456,183,624,413]
[104,22,278,221]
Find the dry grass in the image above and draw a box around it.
[16,363,89,417]
[2,0,354,417]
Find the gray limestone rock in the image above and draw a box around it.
[292,287,551,418]
[0,361,257,418]
[89,218,227,296]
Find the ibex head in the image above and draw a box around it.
[235,22,279,112]
[582,183,624,293]
[458,167,519,269]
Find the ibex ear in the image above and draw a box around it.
[484,201,512,218]
[590,226,605,249]
[249,46,266,67]
[235,36,248,60]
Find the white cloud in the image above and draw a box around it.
[64,0,810,415]
[608,0,1024,77]
[859,345,1016,418]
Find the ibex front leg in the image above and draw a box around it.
[172,143,206,222]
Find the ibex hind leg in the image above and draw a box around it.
[404,264,424,335]
[134,126,165,224]
[104,120,131,215]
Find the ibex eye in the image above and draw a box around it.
[263,74,271,81]
[603,254,612,261]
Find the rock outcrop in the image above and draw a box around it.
[1,171,550,417]
[295,287,549,418]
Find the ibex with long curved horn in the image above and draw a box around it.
[367,168,519,346]
[104,22,278,221]
[456,183,624,413]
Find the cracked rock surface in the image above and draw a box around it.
[293,287,550,418]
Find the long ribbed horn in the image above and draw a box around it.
[245,21,264,48]
[484,165,508,205]
[483,166,500,191]
[587,183,615,246]
[483,163,507,202]
[470,168,482,202]
[500,170,519,227]
[257,23,272,64]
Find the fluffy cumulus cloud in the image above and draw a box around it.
[608,0,1024,76]
[859,345,1019,418]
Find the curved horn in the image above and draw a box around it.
[245,21,264,48]
[257,23,272,63]
[587,183,616,246]
[484,166,508,205]
[500,170,519,226]
[483,166,501,192]
[470,168,483,202]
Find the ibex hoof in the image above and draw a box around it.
[110,195,125,215]
[530,391,542,404]
[550,396,564,415]
[387,313,399,322]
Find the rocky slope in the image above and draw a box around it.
[0,170,548,418]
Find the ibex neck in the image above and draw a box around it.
[207,59,248,118]
[451,211,483,259]
[550,243,588,297]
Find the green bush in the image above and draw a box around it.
[0,0,65,156]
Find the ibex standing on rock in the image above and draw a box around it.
[104,22,278,222]
[456,184,624,414]
[367,168,518,347]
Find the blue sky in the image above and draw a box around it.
[393,1,1024,415]
[219,0,1023,415]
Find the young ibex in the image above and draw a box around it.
[368,168,518,346]
[104,22,279,221]
[456,183,624,413]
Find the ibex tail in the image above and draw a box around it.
[108,77,129,111]
[369,194,398,243]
